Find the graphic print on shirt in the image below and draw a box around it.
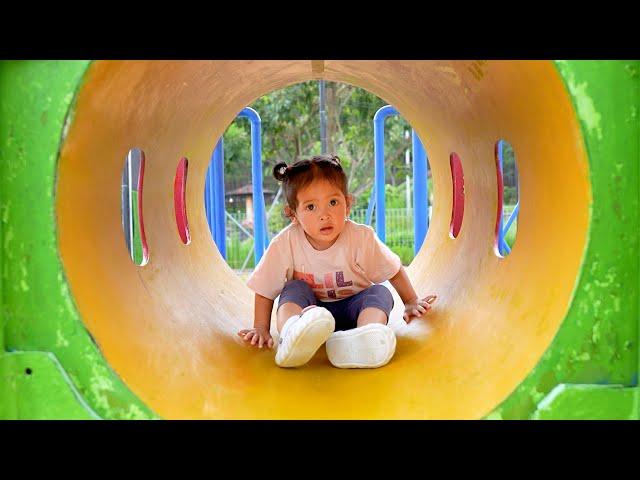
[293,270,354,300]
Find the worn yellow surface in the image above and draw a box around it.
[56,61,590,419]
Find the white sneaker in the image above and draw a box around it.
[275,307,335,368]
[325,323,396,369]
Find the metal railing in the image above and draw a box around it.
[497,139,519,255]
[224,204,517,271]
[205,107,269,266]
[369,105,430,255]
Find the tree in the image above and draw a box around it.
[501,141,519,205]
[221,80,416,208]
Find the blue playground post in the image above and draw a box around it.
[364,186,376,226]
[412,130,429,255]
[205,107,268,265]
[371,105,430,252]
[236,107,268,264]
[373,105,399,242]
[205,139,226,259]
[497,139,519,256]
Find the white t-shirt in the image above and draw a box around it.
[247,219,402,302]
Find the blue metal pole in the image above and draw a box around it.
[497,140,506,255]
[412,130,429,255]
[503,202,519,234]
[204,137,227,260]
[205,150,214,236]
[212,138,226,259]
[365,186,376,226]
[501,202,519,255]
[204,165,209,232]
[237,107,267,264]
[373,105,399,242]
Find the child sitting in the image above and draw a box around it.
[238,154,436,368]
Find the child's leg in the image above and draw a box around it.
[355,284,395,327]
[357,308,389,327]
[276,280,317,332]
[274,280,335,368]
[326,285,396,369]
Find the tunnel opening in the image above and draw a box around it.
[201,80,433,278]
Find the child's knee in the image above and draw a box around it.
[363,285,394,318]
[369,284,393,303]
[280,279,316,308]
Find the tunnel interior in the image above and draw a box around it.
[55,60,590,419]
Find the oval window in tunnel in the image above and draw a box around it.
[449,152,464,239]
[494,140,519,257]
[174,157,191,245]
[120,147,149,266]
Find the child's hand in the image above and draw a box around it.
[403,295,437,323]
[238,327,274,349]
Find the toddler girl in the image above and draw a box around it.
[238,154,436,368]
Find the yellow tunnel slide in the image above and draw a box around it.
[56,61,590,419]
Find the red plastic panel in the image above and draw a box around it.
[449,152,465,238]
[174,157,191,245]
[137,152,149,261]
[494,142,504,247]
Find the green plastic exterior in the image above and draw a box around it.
[0,61,158,420]
[487,60,639,420]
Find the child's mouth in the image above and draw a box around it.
[320,226,334,234]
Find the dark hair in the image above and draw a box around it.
[273,154,349,215]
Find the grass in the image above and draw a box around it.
[130,191,145,265]
[502,215,518,253]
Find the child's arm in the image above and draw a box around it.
[238,293,275,349]
[388,266,437,323]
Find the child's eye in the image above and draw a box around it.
[329,199,338,206]
[306,204,315,211]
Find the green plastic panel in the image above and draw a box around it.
[0,60,158,420]
[486,60,639,419]
[532,384,639,420]
[0,351,99,419]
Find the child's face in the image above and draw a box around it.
[291,179,351,250]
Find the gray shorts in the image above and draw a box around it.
[277,279,394,331]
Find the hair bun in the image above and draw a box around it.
[273,162,289,181]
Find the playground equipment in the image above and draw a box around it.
[204,107,269,265]
[365,105,430,255]
[496,139,519,256]
[0,61,638,419]
[208,103,431,266]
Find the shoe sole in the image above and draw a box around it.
[275,308,335,368]
[326,323,396,369]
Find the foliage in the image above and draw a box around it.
[503,186,518,205]
[390,245,415,266]
[220,81,417,200]
[501,140,519,203]
[226,236,255,270]
[268,203,289,237]
[130,190,144,265]
[503,218,518,250]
